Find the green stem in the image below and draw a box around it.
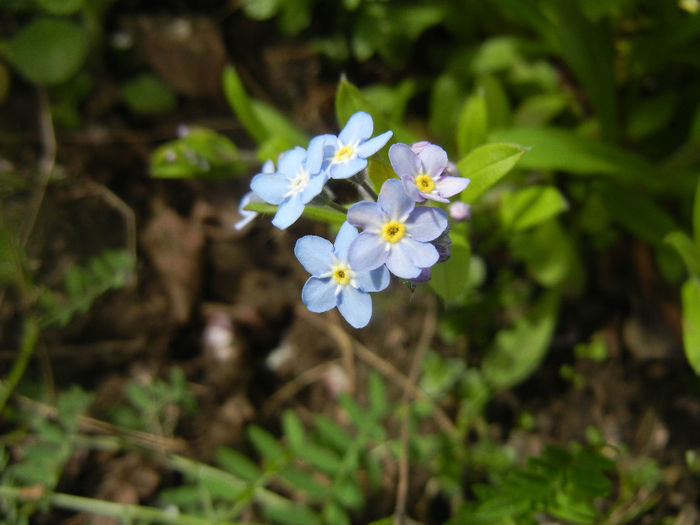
[0,485,252,525]
[0,316,39,413]
[358,179,378,201]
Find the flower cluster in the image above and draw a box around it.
[238,112,470,328]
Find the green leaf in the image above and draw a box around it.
[666,232,700,278]
[333,477,364,509]
[251,100,309,152]
[457,91,488,157]
[312,414,353,453]
[367,159,395,193]
[279,465,329,500]
[501,185,568,232]
[297,443,342,474]
[429,234,471,303]
[242,0,279,19]
[471,37,522,74]
[476,74,510,130]
[694,176,700,243]
[38,0,83,15]
[323,502,351,525]
[262,500,321,525]
[122,74,176,115]
[599,181,677,244]
[626,93,676,141]
[682,278,700,375]
[457,143,526,204]
[482,290,559,390]
[222,65,269,143]
[513,93,568,127]
[282,409,305,451]
[335,77,389,133]
[216,446,262,482]
[488,127,660,191]
[7,18,88,85]
[247,425,285,464]
[368,371,388,418]
[429,74,463,141]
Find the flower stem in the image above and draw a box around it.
[358,179,378,201]
[0,316,39,413]
[0,485,254,525]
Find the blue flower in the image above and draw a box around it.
[346,179,448,279]
[234,160,274,230]
[389,142,469,203]
[295,222,390,328]
[321,111,393,180]
[250,137,327,229]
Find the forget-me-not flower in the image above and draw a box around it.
[346,179,448,279]
[251,137,327,229]
[234,160,274,230]
[295,222,390,328]
[322,111,393,180]
[389,142,470,203]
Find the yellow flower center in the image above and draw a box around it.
[415,173,435,193]
[381,220,406,243]
[331,262,353,286]
[333,144,356,163]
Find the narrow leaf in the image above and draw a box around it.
[456,91,488,157]
[501,185,568,232]
[666,232,700,278]
[457,143,526,204]
[222,65,269,143]
[682,278,700,375]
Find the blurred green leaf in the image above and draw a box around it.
[248,425,285,464]
[122,74,176,115]
[429,234,471,303]
[262,499,321,525]
[665,232,700,278]
[457,91,488,157]
[626,93,676,141]
[7,18,88,85]
[216,446,262,482]
[429,74,463,142]
[282,409,306,451]
[222,65,269,143]
[694,176,700,242]
[297,443,342,474]
[333,476,364,509]
[471,37,522,74]
[323,502,351,525]
[501,185,568,232]
[242,0,279,20]
[482,290,559,390]
[513,93,568,127]
[279,465,329,500]
[335,77,390,134]
[368,371,388,418]
[457,143,526,204]
[476,74,511,130]
[38,0,83,15]
[682,278,700,375]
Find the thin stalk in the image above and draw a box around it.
[358,178,378,201]
[0,316,39,413]
[0,485,252,525]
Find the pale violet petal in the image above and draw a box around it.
[338,111,373,143]
[262,160,275,173]
[389,143,421,178]
[420,192,450,204]
[301,277,337,313]
[354,265,390,292]
[294,235,334,276]
[300,172,327,204]
[385,243,421,279]
[347,232,387,272]
[357,130,393,158]
[250,173,287,205]
[305,135,328,174]
[277,147,307,176]
[337,286,372,328]
[435,175,470,199]
[333,222,359,260]
[418,145,448,178]
[347,201,384,232]
[400,175,425,203]
[272,195,305,229]
[406,206,448,241]
[234,192,263,230]
[329,157,367,179]
[401,238,439,268]
[377,179,415,221]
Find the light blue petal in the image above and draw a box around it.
[377,179,415,221]
[418,144,448,178]
[347,201,384,232]
[355,265,390,292]
[262,160,275,173]
[301,277,337,313]
[347,232,387,272]
[435,175,470,199]
[234,192,263,230]
[300,172,328,204]
[385,243,421,279]
[406,207,448,241]
[329,157,367,179]
[357,130,393,158]
[305,135,329,174]
[294,235,334,276]
[339,111,373,144]
[333,222,359,260]
[389,143,420,178]
[337,286,372,328]
[400,176,424,203]
[400,238,439,268]
[250,173,287,205]
[272,196,305,229]
[278,147,306,176]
